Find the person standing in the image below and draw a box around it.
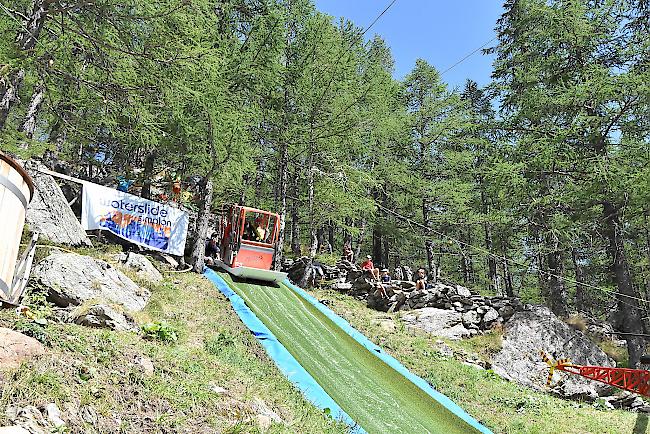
[342,242,354,262]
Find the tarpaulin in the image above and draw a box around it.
[203,269,361,431]
[283,279,493,434]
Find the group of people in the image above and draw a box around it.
[358,253,431,299]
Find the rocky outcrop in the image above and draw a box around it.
[5,403,69,434]
[24,165,91,247]
[285,257,342,287]
[114,252,163,283]
[33,253,149,311]
[492,305,614,400]
[401,308,472,340]
[0,328,45,370]
[69,303,139,332]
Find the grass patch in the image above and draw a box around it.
[309,287,649,434]
[0,244,347,433]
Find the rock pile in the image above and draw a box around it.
[286,258,525,333]
[285,257,342,288]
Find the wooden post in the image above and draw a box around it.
[0,153,34,303]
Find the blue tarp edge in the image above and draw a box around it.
[203,269,362,433]
[283,279,494,434]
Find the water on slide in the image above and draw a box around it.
[220,273,483,434]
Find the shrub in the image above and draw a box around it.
[141,321,178,343]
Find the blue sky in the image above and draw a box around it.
[313,1,505,90]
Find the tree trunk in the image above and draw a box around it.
[354,219,366,261]
[0,70,25,131]
[480,190,498,292]
[290,181,301,256]
[190,178,213,273]
[307,149,317,257]
[572,248,587,312]
[484,222,499,292]
[274,141,289,269]
[502,257,514,298]
[460,228,473,285]
[383,236,390,270]
[141,153,155,199]
[0,0,49,130]
[328,222,335,254]
[372,227,383,266]
[18,84,45,145]
[546,247,568,318]
[343,217,352,253]
[254,155,265,202]
[422,199,439,282]
[16,0,49,51]
[603,200,645,368]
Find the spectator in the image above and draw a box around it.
[361,255,380,281]
[415,267,428,291]
[376,268,391,298]
[204,232,221,266]
[380,268,391,284]
[342,242,354,262]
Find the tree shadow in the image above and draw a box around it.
[633,413,648,434]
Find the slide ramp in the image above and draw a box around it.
[206,269,491,434]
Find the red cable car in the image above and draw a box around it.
[214,205,288,283]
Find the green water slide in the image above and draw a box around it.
[218,273,487,434]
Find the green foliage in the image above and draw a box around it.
[141,321,179,343]
[13,319,49,345]
[1,0,648,356]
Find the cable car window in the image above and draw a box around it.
[242,211,276,244]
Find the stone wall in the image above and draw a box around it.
[284,257,525,333]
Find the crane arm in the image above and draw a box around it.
[540,351,650,397]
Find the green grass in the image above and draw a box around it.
[308,287,650,434]
[0,245,347,433]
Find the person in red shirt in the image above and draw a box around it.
[361,255,380,281]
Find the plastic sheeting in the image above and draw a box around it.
[206,268,492,433]
[283,280,493,434]
[203,269,361,431]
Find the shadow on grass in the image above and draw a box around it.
[633,413,648,434]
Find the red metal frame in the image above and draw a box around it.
[558,364,650,396]
[541,351,650,396]
[220,205,281,271]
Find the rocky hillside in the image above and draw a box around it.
[307,286,650,434]
[0,243,346,434]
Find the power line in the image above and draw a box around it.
[307,0,399,120]
[376,202,650,307]
[440,36,497,76]
[358,0,398,41]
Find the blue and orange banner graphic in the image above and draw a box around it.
[81,182,189,256]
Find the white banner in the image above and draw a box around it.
[81,182,189,256]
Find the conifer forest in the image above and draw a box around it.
[1,0,649,366]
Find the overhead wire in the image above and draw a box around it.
[439,36,497,76]
[306,0,398,124]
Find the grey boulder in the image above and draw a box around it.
[492,305,614,399]
[400,308,470,340]
[34,253,149,311]
[114,252,163,283]
[69,303,138,332]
